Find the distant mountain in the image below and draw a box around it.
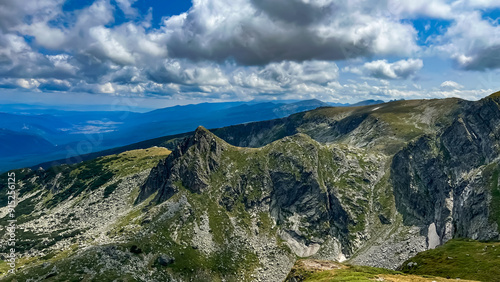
[272,99,330,117]
[350,99,385,107]
[0,99,333,172]
[327,99,385,107]
[0,129,55,157]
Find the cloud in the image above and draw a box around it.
[249,0,334,25]
[0,0,498,103]
[115,0,139,16]
[457,0,500,8]
[432,9,500,71]
[345,59,424,80]
[440,80,464,90]
[336,80,491,102]
[146,59,229,86]
[237,60,339,88]
[386,0,452,19]
[163,0,418,65]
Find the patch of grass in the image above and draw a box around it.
[103,180,122,198]
[39,147,170,209]
[488,91,500,99]
[289,260,476,282]
[207,200,234,245]
[104,147,171,177]
[287,260,461,282]
[483,163,500,228]
[109,206,144,236]
[257,212,274,235]
[400,239,500,281]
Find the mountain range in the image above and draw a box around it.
[0,99,384,173]
[1,94,498,281]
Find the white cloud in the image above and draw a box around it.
[162,0,419,65]
[456,0,500,8]
[440,80,464,90]
[0,0,498,103]
[431,7,500,70]
[17,79,40,89]
[116,0,138,16]
[345,59,424,80]
[99,82,115,94]
[386,0,452,19]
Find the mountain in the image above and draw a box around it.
[0,129,55,157]
[349,99,385,107]
[1,94,499,281]
[0,99,330,172]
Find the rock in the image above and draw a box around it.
[407,262,417,267]
[130,245,142,254]
[158,254,175,266]
[378,214,391,225]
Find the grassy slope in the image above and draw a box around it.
[400,239,500,281]
[287,259,477,282]
[0,147,171,279]
[299,98,462,156]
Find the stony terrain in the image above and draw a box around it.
[1,93,500,281]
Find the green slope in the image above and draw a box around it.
[400,239,500,281]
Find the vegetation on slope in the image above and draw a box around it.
[400,239,500,281]
[286,259,476,282]
[0,147,171,278]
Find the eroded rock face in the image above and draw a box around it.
[139,126,225,202]
[391,97,500,246]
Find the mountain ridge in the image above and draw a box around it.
[1,95,500,281]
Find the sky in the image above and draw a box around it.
[1,0,500,109]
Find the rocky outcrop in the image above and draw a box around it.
[137,126,387,277]
[391,96,500,247]
[138,126,226,202]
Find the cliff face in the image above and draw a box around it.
[392,97,500,244]
[139,127,226,203]
[2,96,500,281]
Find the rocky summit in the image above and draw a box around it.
[1,93,500,281]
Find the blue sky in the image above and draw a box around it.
[1,0,500,110]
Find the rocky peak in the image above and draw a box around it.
[138,126,227,203]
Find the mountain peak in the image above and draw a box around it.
[192,125,226,148]
[488,90,500,99]
[195,125,209,133]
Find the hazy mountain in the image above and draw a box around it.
[1,93,499,281]
[0,129,55,157]
[0,99,333,172]
[349,99,385,107]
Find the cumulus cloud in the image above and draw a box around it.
[457,0,500,8]
[386,0,452,19]
[236,60,339,88]
[432,8,500,71]
[440,80,464,90]
[0,0,499,102]
[163,0,418,65]
[345,59,424,80]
